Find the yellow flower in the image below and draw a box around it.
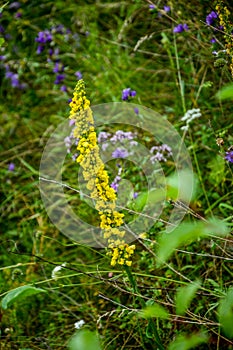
[68,79,135,267]
[215,2,233,77]
[118,258,125,265]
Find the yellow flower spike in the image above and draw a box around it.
[110,259,117,267]
[68,79,135,267]
[215,1,233,77]
[118,259,125,265]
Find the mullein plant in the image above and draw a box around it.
[69,82,164,350]
[68,80,136,267]
[215,1,233,77]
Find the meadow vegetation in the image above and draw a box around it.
[0,1,233,349]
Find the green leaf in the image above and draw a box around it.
[168,333,208,350]
[157,222,205,265]
[0,37,4,47]
[132,188,165,212]
[204,217,229,237]
[157,219,228,265]
[132,191,148,212]
[176,280,200,315]
[166,170,196,202]
[19,157,38,175]
[216,83,233,100]
[1,285,47,310]
[207,155,225,187]
[139,303,169,319]
[161,32,170,45]
[218,287,233,339]
[68,330,102,350]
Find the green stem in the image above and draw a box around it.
[173,33,186,114]
[125,265,139,295]
[188,131,213,216]
[124,266,164,350]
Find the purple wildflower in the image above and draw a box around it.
[54,74,65,84]
[150,144,173,163]
[173,24,183,33]
[206,11,218,26]
[111,175,122,192]
[111,182,119,191]
[110,130,135,143]
[60,85,67,92]
[173,24,189,33]
[225,151,233,163]
[210,38,217,43]
[160,144,172,154]
[72,153,78,161]
[149,5,156,10]
[9,2,21,9]
[122,88,131,101]
[64,136,72,153]
[164,5,170,12]
[36,45,44,54]
[35,30,52,44]
[112,148,129,159]
[150,152,165,163]
[11,74,20,87]
[134,107,139,115]
[130,90,137,97]
[97,129,138,157]
[47,47,59,60]
[75,71,82,79]
[15,12,22,19]
[5,71,14,79]
[53,48,60,56]
[98,131,111,144]
[69,119,75,126]
[8,163,15,171]
[5,70,22,88]
[102,143,109,151]
[48,48,53,56]
[133,192,138,199]
[53,62,64,73]
[122,88,137,101]
[111,166,122,192]
[52,24,65,34]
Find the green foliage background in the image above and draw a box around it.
[0,0,233,349]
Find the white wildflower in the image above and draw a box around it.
[74,320,85,329]
[180,125,189,131]
[51,263,66,279]
[181,108,201,131]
